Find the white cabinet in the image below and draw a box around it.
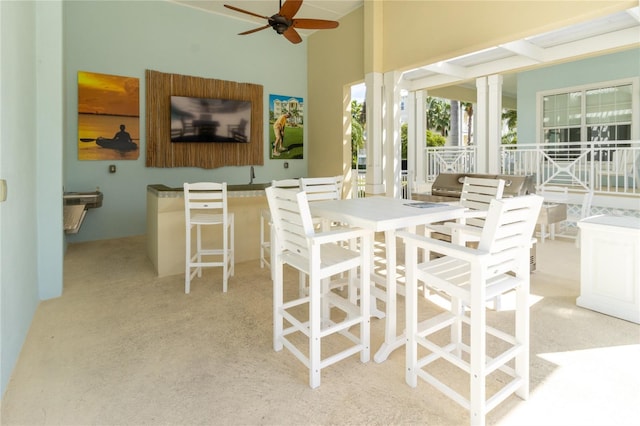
[577,215,640,324]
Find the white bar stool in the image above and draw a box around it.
[184,182,234,293]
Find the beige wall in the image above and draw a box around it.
[307,6,364,178]
[381,0,635,73]
[306,0,636,181]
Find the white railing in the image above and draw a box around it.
[426,146,477,177]
[351,170,411,199]
[423,141,640,196]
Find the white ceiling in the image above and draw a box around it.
[169,2,639,98]
[169,0,362,35]
[402,6,640,97]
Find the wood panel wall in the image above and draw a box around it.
[146,69,263,168]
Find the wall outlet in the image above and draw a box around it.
[109,165,116,173]
[284,162,289,169]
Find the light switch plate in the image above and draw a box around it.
[0,179,7,202]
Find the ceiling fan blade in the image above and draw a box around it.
[292,18,339,30]
[224,4,269,20]
[238,25,271,35]
[283,26,302,44]
[279,0,303,20]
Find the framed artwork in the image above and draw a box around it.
[78,71,140,160]
[269,94,303,159]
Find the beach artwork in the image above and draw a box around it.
[78,71,140,160]
[269,94,303,160]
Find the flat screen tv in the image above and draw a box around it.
[170,96,251,143]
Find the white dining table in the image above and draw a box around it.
[309,196,466,362]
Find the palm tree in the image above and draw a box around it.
[426,97,450,136]
[289,105,301,126]
[461,101,474,145]
[502,109,517,144]
[450,100,459,145]
[351,100,366,168]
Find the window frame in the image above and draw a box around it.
[536,77,639,146]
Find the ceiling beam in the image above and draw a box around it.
[499,40,546,62]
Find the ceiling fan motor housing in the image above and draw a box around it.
[269,15,292,34]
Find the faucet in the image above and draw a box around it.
[250,166,255,184]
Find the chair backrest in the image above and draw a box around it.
[300,176,343,202]
[537,185,568,204]
[580,191,594,219]
[459,177,506,228]
[265,187,315,262]
[477,195,543,276]
[183,182,228,220]
[271,178,301,190]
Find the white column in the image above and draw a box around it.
[365,72,385,195]
[407,91,416,186]
[488,74,503,174]
[414,90,426,188]
[383,71,403,198]
[475,77,488,174]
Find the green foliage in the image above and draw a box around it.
[426,97,451,136]
[501,109,517,144]
[351,100,366,168]
[400,123,445,156]
[427,130,446,147]
[401,123,408,158]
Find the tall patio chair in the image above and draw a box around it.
[399,194,543,426]
[184,182,234,293]
[266,186,372,388]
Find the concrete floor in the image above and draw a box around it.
[1,235,639,425]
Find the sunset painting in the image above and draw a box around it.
[77,71,140,160]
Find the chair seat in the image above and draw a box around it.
[282,242,361,278]
[191,212,227,225]
[416,256,524,305]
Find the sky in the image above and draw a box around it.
[77,71,139,117]
[351,83,365,103]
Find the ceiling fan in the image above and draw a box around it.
[224,0,339,44]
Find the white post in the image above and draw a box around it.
[365,72,385,195]
[488,74,503,174]
[475,77,488,174]
[407,90,416,189]
[383,71,403,198]
[415,90,426,188]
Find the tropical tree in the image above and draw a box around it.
[289,104,302,126]
[351,100,366,168]
[426,96,451,136]
[502,109,517,144]
[450,100,459,145]
[461,101,474,145]
[401,123,446,158]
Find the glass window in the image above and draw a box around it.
[542,81,635,149]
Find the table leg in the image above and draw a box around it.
[374,229,403,363]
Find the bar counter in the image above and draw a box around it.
[146,184,269,278]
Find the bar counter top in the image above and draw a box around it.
[147,183,269,198]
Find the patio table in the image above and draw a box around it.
[309,196,465,362]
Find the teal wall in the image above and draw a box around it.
[1,0,64,396]
[1,0,307,397]
[517,48,640,143]
[64,0,308,243]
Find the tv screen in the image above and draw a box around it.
[170,96,251,143]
